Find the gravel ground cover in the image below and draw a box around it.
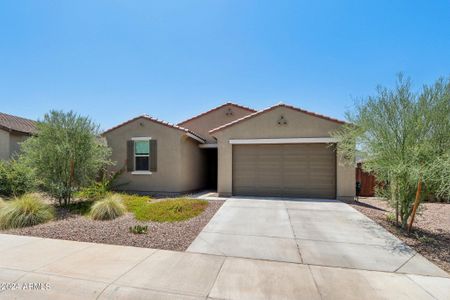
[343,197,450,273]
[3,200,224,251]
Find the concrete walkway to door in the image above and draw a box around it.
[188,196,448,277]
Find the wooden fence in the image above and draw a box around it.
[355,163,376,197]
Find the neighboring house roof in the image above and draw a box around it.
[177,102,256,126]
[0,112,37,134]
[102,114,206,143]
[209,103,347,134]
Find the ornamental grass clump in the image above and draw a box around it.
[0,194,54,229]
[90,194,126,220]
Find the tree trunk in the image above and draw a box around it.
[393,182,399,226]
[408,177,422,233]
[395,198,399,226]
[67,159,75,205]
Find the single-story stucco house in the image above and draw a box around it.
[0,112,36,160]
[103,102,355,200]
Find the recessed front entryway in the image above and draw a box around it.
[232,144,336,198]
[203,148,218,190]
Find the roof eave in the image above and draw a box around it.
[0,124,35,135]
[102,115,205,143]
[177,102,256,126]
[209,104,347,134]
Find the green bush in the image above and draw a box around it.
[129,225,148,234]
[20,110,112,205]
[90,194,126,220]
[0,194,54,229]
[386,212,396,223]
[65,200,95,215]
[75,183,110,201]
[0,160,36,197]
[75,170,123,201]
[124,197,208,222]
[121,194,152,211]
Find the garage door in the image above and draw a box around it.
[232,144,336,198]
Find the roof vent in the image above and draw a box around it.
[277,115,288,125]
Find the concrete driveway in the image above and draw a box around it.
[188,197,448,276]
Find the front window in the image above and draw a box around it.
[134,140,150,171]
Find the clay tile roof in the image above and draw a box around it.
[209,103,347,134]
[177,102,256,126]
[0,112,37,134]
[102,114,206,142]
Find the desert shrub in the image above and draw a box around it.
[415,233,436,244]
[75,170,123,201]
[121,194,152,211]
[334,75,450,229]
[0,194,54,229]
[20,111,112,205]
[90,194,126,220]
[386,212,396,223]
[75,184,110,201]
[0,159,36,197]
[129,225,148,234]
[124,198,208,222]
[65,200,95,215]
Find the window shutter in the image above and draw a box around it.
[126,140,134,172]
[150,140,157,172]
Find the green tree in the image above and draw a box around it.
[333,75,450,230]
[20,111,112,205]
[0,159,36,197]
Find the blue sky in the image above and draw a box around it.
[0,1,449,130]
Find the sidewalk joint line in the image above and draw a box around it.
[394,252,418,272]
[286,206,303,263]
[96,249,159,299]
[206,256,227,299]
[404,274,439,300]
[308,265,323,300]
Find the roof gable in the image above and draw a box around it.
[0,112,37,134]
[177,102,256,126]
[209,103,347,134]
[102,114,205,143]
[177,102,256,143]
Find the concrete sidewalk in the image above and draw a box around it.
[0,234,449,299]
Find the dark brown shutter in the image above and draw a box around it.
[150,140,157,172]
[126,140,134,172]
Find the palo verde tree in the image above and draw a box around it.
[333,75,450,230]
[20,111,112,205]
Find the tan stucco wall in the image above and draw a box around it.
[179,104,254,143]
[336,149,356,200]
[104,117,204,193]
[0,129,9,160]
[213,106,355,199]
[0,130,29,160]
[9,132,29,158]
[179,136,206,192]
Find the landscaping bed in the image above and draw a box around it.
[344,197,450,273]
[1,195,224,251]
